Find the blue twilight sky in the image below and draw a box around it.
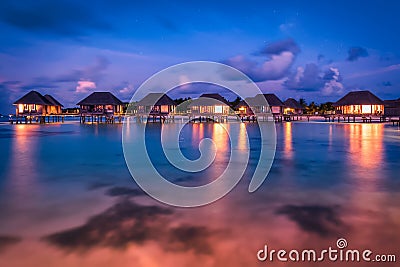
[1,0,400,113]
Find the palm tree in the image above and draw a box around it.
[299,98,307,109]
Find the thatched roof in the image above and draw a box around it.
[236,99,249,108]
[14,90,52,105]
[44,94,63,107]
[188,93,230,107]
[246,94,284,107]
[384,99,400,108]
[334,91,384,106]
[135,93,175,106]
[284,98,303,109]
[77,92,123,105]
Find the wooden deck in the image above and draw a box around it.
[10,114,65,124]
[322,114,388,123]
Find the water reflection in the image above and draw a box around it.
[191,123,204,147]
[0,122,399,267]
[283,122,293,159]
[212,123,229,155]
[6,125,39,198]
[347,124,383,171]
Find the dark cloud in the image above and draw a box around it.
[0,1,111,36]
[222,39,301,82]
[347,46,369,61]
[0,236,21,252]
[20,81,58,91]
[285,64,344,96]
[55,56,110,83]
[157,16,179,32]
[382,81,392,87]
[259,38,300,56]
[0,55,110,113]
[44,200,173,250]
[167,225,216,255]
[43,200,219,255]
[105,186,146,197]
[323,67,342,82]
[86,181,114,191]
[285,63,321,92]
[223,53,294,82]
[40,55,110,92]
[276,204,345,237]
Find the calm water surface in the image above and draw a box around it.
[0,121,399,267]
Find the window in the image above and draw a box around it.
[361,105,372,114]
[161,105,169,113]
[18,104,24,113]
[214,105,223,113]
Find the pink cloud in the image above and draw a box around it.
[76,80,96,93]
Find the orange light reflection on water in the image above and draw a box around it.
[283,122,293,159]
[347,123,383,171]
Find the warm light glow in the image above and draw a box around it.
[339,104,384,115]
[271,106,281,114]
[284,122,293,159]
[361,105,372,114]
[18,104,24,114]
[214,105,223,114]
[284,108,294,114]
[161,105,169,113]
[348,124,383,170]
[237,123,248,151]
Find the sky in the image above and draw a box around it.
[1,0,400,114]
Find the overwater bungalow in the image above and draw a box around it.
[236,99,253,116]
[43,94,63,114]
[283,98,304,115]
[13,90,63,116]
[188,93,231,115]
[77,92,124,115]
[334,90,384,115]
[135,93,176,115]
[247,94,285,116]
[384,98,400,117]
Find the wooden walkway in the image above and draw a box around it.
[323,115,388,123]
[80,114,123,124]
[10,115,65,124]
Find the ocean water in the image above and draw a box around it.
[0,121,399,267]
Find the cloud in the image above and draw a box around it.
[43,199,219,255]
[86,181,114,191]
[259,38,300,56]
[0,235,21,252]
[279,23,295,33]
[105,186,146,197]
[285,64,344,96]
[166,225,216,254]
[76,80,96,93]
[347,63,400,79]
[223,39,300,83]
[382,81,392,86]
[322,79,344,96]
[347,46,369,61]
[157,16,179,32]
[224,52,295,82]
[285,63,320,91]
[0,0,111,36]
[118,83,135,95]
[276,204,345,237]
